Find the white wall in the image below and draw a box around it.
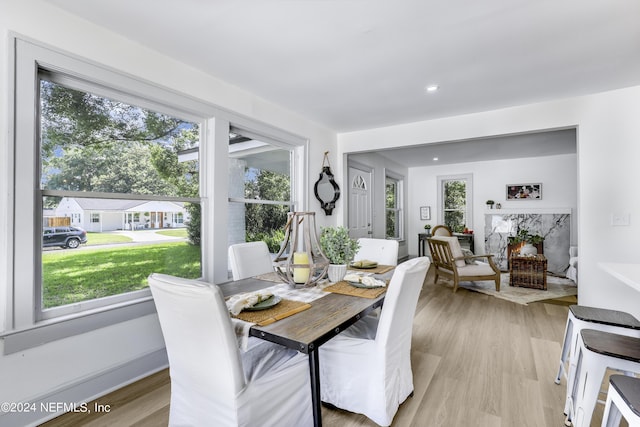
[338,85,640,322]
[0,1,337,424]
[408,153,578,256]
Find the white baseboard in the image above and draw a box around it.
[0,349,168,427]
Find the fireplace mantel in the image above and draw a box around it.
[485,207,572,215]
[485,211,571,275]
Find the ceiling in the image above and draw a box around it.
[47,0,640,135]
[377,128,576,167]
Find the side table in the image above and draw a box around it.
[510,254,548,290]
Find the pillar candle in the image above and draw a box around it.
[293,252,310,283]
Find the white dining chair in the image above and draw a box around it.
[228,241,273,280]
[354,238,399,266]
[318,256,430,426]
[148,273,312,427]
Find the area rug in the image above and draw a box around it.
[441,273,577,305]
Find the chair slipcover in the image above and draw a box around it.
[148,273,312,426]
[319,257,430,426]
[228,241,273,280]
[355,238,399,266]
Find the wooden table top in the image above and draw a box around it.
[218,277,385,354]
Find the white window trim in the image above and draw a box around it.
[4,37,220,352]
[385,170,405,241]
[437,173,473,230]
[4,36,310,353]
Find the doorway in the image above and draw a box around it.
[348,164,372,239]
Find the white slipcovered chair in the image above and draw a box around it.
[319,257,431,426]
[354,238,399,266]
[228,241,273,280]
[148,273,312,426]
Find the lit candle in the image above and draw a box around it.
[293,252,310,283]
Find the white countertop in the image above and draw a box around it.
[599,262,640,293]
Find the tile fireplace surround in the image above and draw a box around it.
[484,209,571,275]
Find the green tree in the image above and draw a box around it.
[244,169,290,252]
[444,180,466,232]
[40,79,202,244]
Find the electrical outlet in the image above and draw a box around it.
[611,213,630,226]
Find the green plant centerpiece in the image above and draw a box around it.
[319,226,360,264]
[508,228,543,245]
[508,228,544,256]
[319,226,360,282]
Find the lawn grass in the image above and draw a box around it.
[155,228,188,238]
[42,241,201,308]
[86,232,133,245]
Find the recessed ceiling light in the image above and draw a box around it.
[433,157,439,161]
[426,85,439,93]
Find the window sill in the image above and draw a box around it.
[1,296,156,355]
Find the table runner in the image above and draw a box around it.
[324,280,388,299]
[230,281,329,350]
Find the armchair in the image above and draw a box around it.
[431,224,453,236]
[428,236,501,293]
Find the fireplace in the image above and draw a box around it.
[484,209,571,275]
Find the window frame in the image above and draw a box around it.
[384,171,404,241]
[4,37,310,353]
[4,37,213,352]
[437,173,473,232]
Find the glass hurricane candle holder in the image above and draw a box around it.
[273,212,329,288]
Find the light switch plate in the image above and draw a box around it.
[611,213,630,226]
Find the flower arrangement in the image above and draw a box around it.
[508,228,544,245]
[319,226,360,265]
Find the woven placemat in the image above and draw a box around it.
[349,264,395,274]
[324,281,387,299]
[233,299,311,326]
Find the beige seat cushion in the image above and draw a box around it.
[457,263,497,277]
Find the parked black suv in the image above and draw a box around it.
[43,226,88,249]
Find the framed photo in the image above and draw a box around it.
[420,206,431,220]
[506,183,542,200]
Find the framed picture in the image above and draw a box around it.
[506,183,542,200]
[420,206,431,220]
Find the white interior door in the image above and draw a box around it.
[348,166,372,239]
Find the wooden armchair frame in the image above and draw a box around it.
[427,237,501,293]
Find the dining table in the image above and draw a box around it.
[218,268,393,427]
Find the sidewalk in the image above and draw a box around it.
[107,229,185,243]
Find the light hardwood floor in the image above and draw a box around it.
[42,267,590,427]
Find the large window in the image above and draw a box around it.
[10,38,208,340]
[438,174,473,233]
[7,38,307,351]
[36,74,202,317]
[228,128,294,254]
[385,173,404,239]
